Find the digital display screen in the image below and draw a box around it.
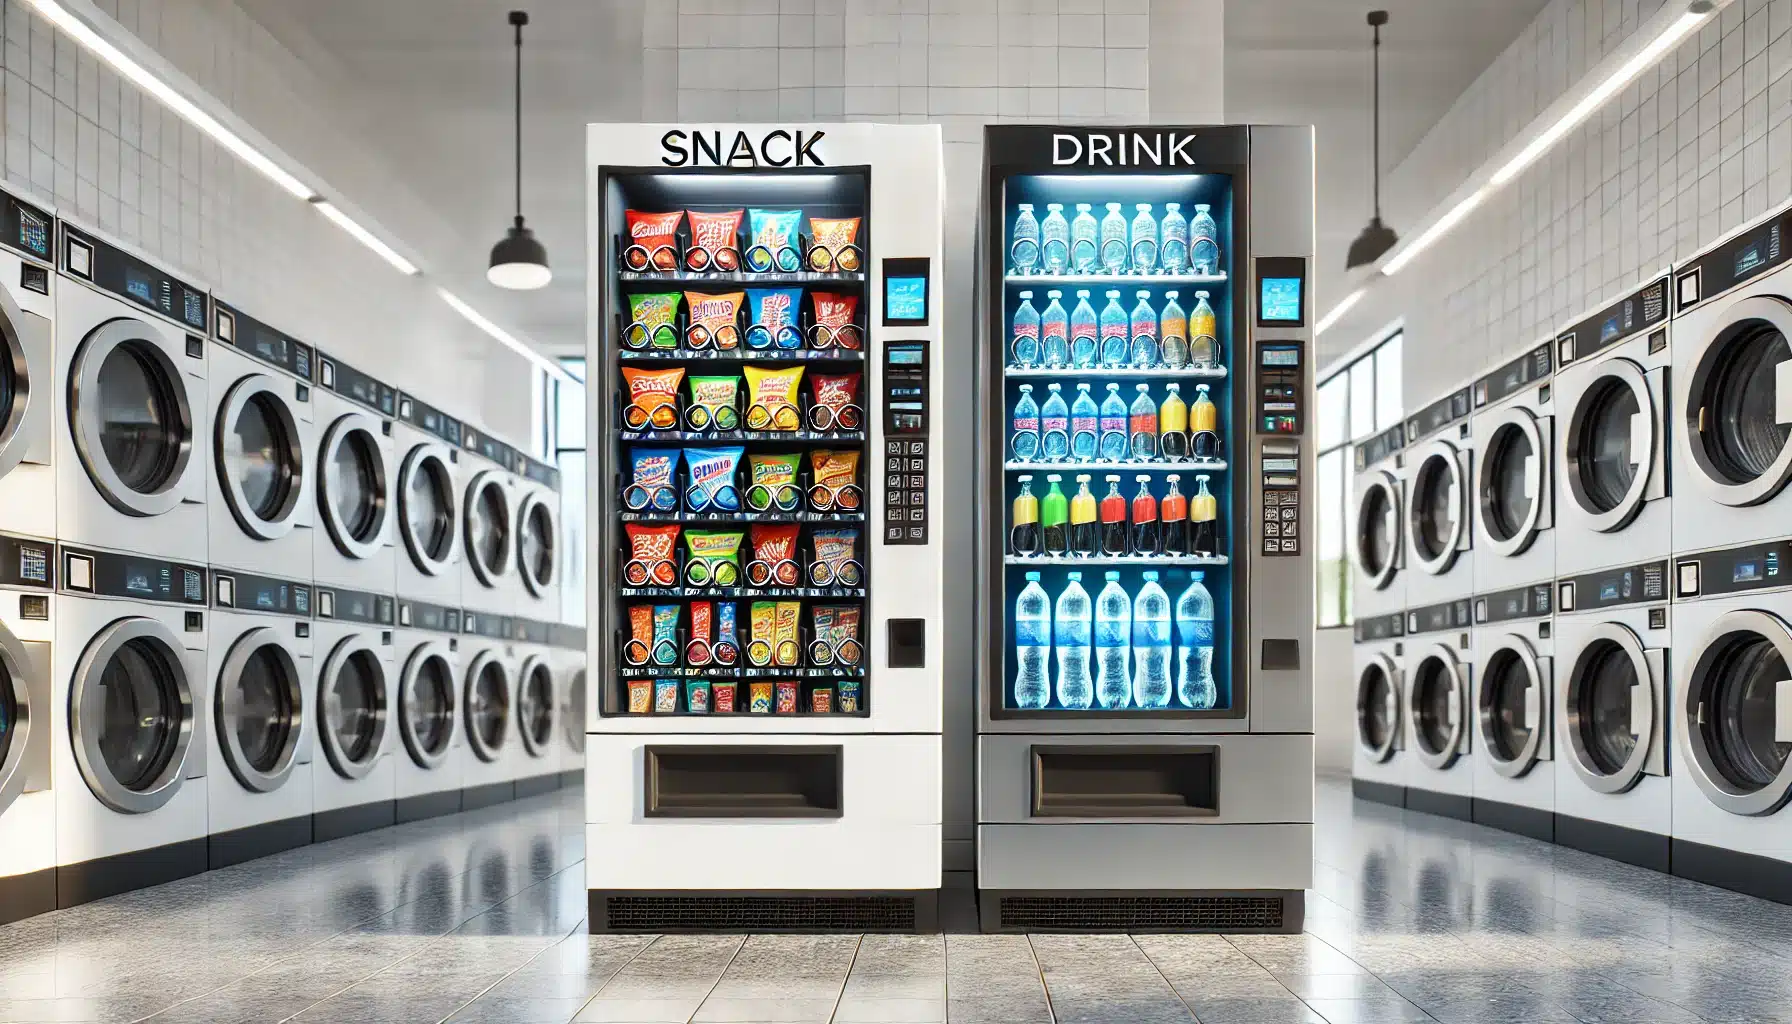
[1736,225,1781,277]
[16,207,48,258]
[889,348,923,365]
[250,327,286,364]
[125,268,155,305]
[1260,276,1302,321]
[1601,314,1622,342]
[1735,560,1763,584]
[1600,581,1621,601]
[1261,346,1300,367]
[885,276,927,321]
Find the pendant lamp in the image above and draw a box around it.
[1347,10,1399,270]
[488,10,550,290]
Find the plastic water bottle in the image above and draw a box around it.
[1041,203,1070,274]
[1011,291,1040,368]
[1100,203,1129,273]
[1098,383,1128,462]
[1094,572,1131,709]
[1160,203,1189,273]
[1176,573,1217,709]
[1014,572,1051,709]
[1129,290,1160,367]
[1132,571,1172,708]
[1055,572,1093,709]
[1129,383,1159,461]
[1011,204,1040,273]
[1190,204,1220,274]
[1040,383,1070,462]
[1069,290,1099,369]
[1041,291,1070,368]
[1130,204,1159,272]
[1011,384,1040,462]
[1070,203,1099,272]
[1160,291,1189,369]
[1070,383,1099,462]
[1098,290,1129,368]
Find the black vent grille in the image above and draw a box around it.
[998,895,1285,932]
[603,895,916,933]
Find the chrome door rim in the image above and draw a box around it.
[1477,407,1549,557]
[1681,608,1792,815]
[516,489,558,597]
[317,632,388,780]
[69,616,194,813]
[1565,358,1657,532]
[1565,622,1657,794]
[214,626,304,792]
[1355,652,1401,762]
[1682,295,1792,507]
[1410,643,1468,770]
[516,654,555,758]
[317,411,389,560]
[398,443,459,576]
[1408,439,1467,575]
[464,470,512,588]
[69,319,194,517]
[397,640,455,770]
[0,284,35,481]
[563,669,585,752]
[463,650,510,763]
[1477,635,1547,777]
[1354,469,1401,591]
[215,374,304,541]
[0,620,34,814]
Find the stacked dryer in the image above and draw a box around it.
[1351,423,1410,805]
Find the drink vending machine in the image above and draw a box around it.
[974,124,1316,932]
[584,123,946,932]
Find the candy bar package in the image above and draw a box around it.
[687,601,714,665]
[742,365,804,431]
[748,681,774,713]
[624,452,680,515]
[838,678,862,714]
[623,292,680,350]
[746,523,801,587]
[713,681,738,713]
[621,367,683,431]
[747,601,776,666]
[832,605,863,665]
[811,688,833,714]
[628,679,652,714]
[744,288,805,350]
[623,523,680,586]
[685,209,742,271]
[746,452,803,512]
[774,601,802,666]
[683,530,743,587]
[809,605,838,666]
[651,605,681,665]
[624,211,683,271]
[714,602,739,665]
[775,679,799,714]
[745,209,803,272]
[654,678,680,713]
[806,217,862,272]
[623,604,654,666]
[684,291,743,350]
[683,446,743,511]
[685,679,712,714]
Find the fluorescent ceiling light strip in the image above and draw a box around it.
[438,288,576,384]
[1382,188,1490,276]
[27,0,314,200]
[313,201,419,275]
[1315,288,1367,336]
[1492,9,1710,186]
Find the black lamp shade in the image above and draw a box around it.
[1347,217,1398,270]
[488,217,551,290]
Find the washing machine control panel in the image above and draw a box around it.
[60,225,207,331]
[1675,540,1792,599]
[1406,387,1471,444]
[1558,559,1668,613]
[1354,610,1406,643]
[398,393,463,449]
[1556,275,1670,366]
[214,301,315,385]
[211,570,312,618]
[58,545,205,604]
[1474,343,1552,409]
[1407,598,1472,636]
[398,598,461,635]
[1474,582,1552,624]
[1676,206,1792,312]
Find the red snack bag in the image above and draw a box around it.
[775,679,799,713]
[808,373,863,432]
[687,601,714,665]
[808,292,862,350]
[624,210,683,271]
[624,523,680,587]
[686,209,743,271]
[746,523,802,587]
[713,682,737,713]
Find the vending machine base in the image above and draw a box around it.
[978,889,1303,934]
[589,890,940,934]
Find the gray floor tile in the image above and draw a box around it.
[831,995,948,1022]
[572,995,707,1022]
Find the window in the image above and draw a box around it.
[1315,330,1403,628]
[551,358,588,626]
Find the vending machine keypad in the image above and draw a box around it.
[1261,440,1301,557]
[884,339,930,546]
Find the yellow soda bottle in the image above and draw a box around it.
[1070,474,1098,555]
[1160,383,1188,460]
[1189,290,1218,366]
[1191,383,1220,460]
[1011,475,1040,555]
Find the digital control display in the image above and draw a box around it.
[881,257,931,325]
[65,226,208,330]
[883,339,929,546]
[1261,346,1300,367]
[1254,256,1307,327]
[1736,223,1781,277]
[321,356,396,417]
[124,269,154,305]
[15,204,48,259]
[1673,540,1792,599]
[1260,277,1302,322]
[1256,342,1305,435]
[60,546,207,604]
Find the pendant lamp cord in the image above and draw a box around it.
[511,10,526,226]
[1370,10,1385,221]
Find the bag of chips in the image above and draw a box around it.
[624,211,683,271]
[809,528,862,587]
[806,216,862,272]
[685,679,712,714]
[623,523,680,587]
[683,446,743,511]
[838,678,861,713]
[623,604,655,665]
[776,679,799,714]
[654,678,680,713]
[745,288,804,350]
[746,523,801,587]
[621,367,683,430]
[685,376,740,432]
[684,291,743,350]
[808,372,862,432]
[748,681,774,713]
[809,292,861,349]
[682,530,743,587]
[623,292,681,350]
[685,209,742,271]
[713,681,738,713]
[628,679,652,713]
[747,602,777,667]
[624,449,680,513]
[774,601,801,666]
[714,602,739,665]
[745,208,802,272]
[808,450,862,512]
[652,605,681,665]
[746,452,803,513]
[742,365,804,431]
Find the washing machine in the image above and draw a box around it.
[207,301,315,580]
[1352,611,1408,807]
[393,595,463,824]
[459,427,519,616]
[309,584,396,841]
[1552,557,1673,872]
[1669,536,1792,905]
[1471,343,1556,594]
[511,616,559,798]
[0,186,57,544]
[1468,579,1555,842]
[1403,596,1475,820]
[458,607,517,809]
[54,222,210,565]
[554,623,586,788]
[53,542,208,908]
[1671,203,1792,554]
[204,568,313,869]
[394,391,462,609]
[313,352,396,594]
[1403,383,1475,609]
[513,455,561,624]
[1553,273,1674,577]
[1353,423,1407,620]
[0,532,54,926]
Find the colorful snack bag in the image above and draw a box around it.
[624,450,680,513]
[623,523,680,587]
[713,681,738,713]
[683,446,744,512]
[683,291,744,350]
[621,367,684,430]
[744,288,804,350]
[685,680,712,714]
[628,679,652,713]
[808,292,861,350]
[746,453,803,513]
[624,210,683,271]
[685,209,743,271]
[748,601,777,666]
[685,376,741,432]
[838,678,861,713]
[742,365,804,431]
[714,602,740,665]
[623,604,654,665]
[749,681,774,713]
[808,450,862,512]
[808,528,862,587]
[745,208,803,272]
[774,601,802,666]
[833,605,863,665]
[651,605,681,665]
[776,679,799,714]
[682,530,743,587]
[812,688,833,714]
[654,678,680,713]
[623,292,681,350]
[746,524,802,587]
[809,605,838,666]
[686,601,714,665]
[806,217,862,272]
[808,372,862,432]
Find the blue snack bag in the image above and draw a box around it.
[683,446,745,512]
[624,447,680,512]
[745,288,805,349]
[745,209,803,272]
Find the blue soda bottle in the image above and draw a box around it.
[1094,571,1131,709]
[1013,572,1051,709]
[1011,290,1041,368]
[1129,290,1160,367]
[1041,290,1070,367]
[1160,203,1189,273]
[1191,203,1220,274]
[1041,203,1070,274]
[1055,572,1093,709]
[1098,290,1129,368]
[1011,383,1040,462]
[1070,203,1099,272]
[1176,572,1217,709]
[1160,291,1189,369]
[1130,204,1159,272]
[1011,203,1040,273]
[1132,571,1172,708]
[1070,383,1099,462]
[1040,383,1070,462]
[1098,383,1129,462]
[1129,383,1159,461]
[1069,290,1099,369]
[1100,203,1129,273]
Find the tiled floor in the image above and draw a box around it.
[4,779,1792,1023]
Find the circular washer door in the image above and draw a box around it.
[216,374,304,540]
[69,320,195,517]
[1409,645,1468,770]
[1682,295,1792,507]
[516,491,558,598]
[0,289,35,481]
[69,617,195,813]
[562,669,586,754]
[398,443,458,576]
[516,656,555,758]
[1477,408,1550,557]
[317,634,388,780]
[317,412,389,559]
[398,642,456,770]
[1408,440,1467,575]
[464,471,512,588]
[1564,623,1658,794]
[1565,359,1658,532]
[214,626,304,792]
[1355,653,1401,762]
[1477,637,1548,777]
[1681,609,1792,816]
[463,651,511,763]
[1354,470,1401,590]
[0,621,36,815]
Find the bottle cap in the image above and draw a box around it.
[1026,571,1041,581]
[1078,382,1090,389]
[1067,571,1082,581]
[1106,382,1119,391]
[1192,571,1204,581]
[1166,291,1179,299]
[1019,290,1033,298]
[1167,474,1180,482]
[1076,474,1090,482]
[1168,383,1181,392]
[1107,290,1121,298]
[1018,474,1033,482]
[1107,202,1122,210]
[1136,383,1149,391]
[1196,204,1210,211]
[1166,203,1180,210]
[1077,289,1090,297]
[1048,382,1061,391]
[1047,290,1062,298]
[1137,290,1150,298]
[1196,290,1209,298]
[1106,474,1121,482]
[1143,571,1159,581]
[1019,383,1033,392]
[1046,473,1062,481]
[1136,203,1151,211]
[1136,474,1150,483]
[1047,203,1063,210]
[1106,571,1120,580]
[1076,203,1091,210]
[1018,203,1033,210]
[1196,383,1209,394]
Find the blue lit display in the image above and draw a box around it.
[1260,277,1302,322]
[886,276,927,320]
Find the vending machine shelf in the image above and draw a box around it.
[621,429,867,444]
[619,511,869,525]
[1003,554,1230,567]
[1005,272,1229,286]
[620,586,867,600]
[620,349,866,364]
[1004,365,1227,379]
[619,270,868,285]
[1004,460,1227,472]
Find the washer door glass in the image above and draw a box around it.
[234,645,295,774]
[520,663,552,748]
[564,671,586,752]
[1413,455,1457,559]
[329,432,382,542]
[227,393,297,521]
[1574,639,1639,775]
[0,333,16,439]
[1575,378,1642,513]
[326,649,383,765]
[97,342,184,492]
[470,660,509,751]
[1412,657,1457,756]
[405,457,454,561]
[1698,319,1791,485]
[99,638,183,791]
[1697,632,1791,791]
[0,660,15,766]
[469,481,508,575]
[1356,485,1394,577]
[520,502,554,585]
[1483,425,1534,541]
[1357,662,1393,751]
[409,656,454,757]
[1482,648,1534,761]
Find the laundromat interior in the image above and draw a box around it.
[5,0,1792,1022]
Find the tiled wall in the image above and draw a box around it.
[0,0,538,445]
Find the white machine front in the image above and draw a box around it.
[514,458,562,623]
[1469,583,1555,821]
[1403,599,1475,809]
[54,223,210,565]
[0,546,55,917]
[459,611,521,795]
[1471,344,1555,595]
[1351,427,1406,618]
[556,625,587,780]
[1351,615,1408,797]
[394,598,464,812]
[309,586,396,828]
[459,430,519,617]
[312,355,396,594]
[0,187,57,544]
[512,619,560,781]
[1402,387,1475,608]
[394,393,464,608]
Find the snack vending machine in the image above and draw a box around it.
[974,124,1315,932]
[585,123,945,931]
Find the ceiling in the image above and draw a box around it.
[236,0,1548,358]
